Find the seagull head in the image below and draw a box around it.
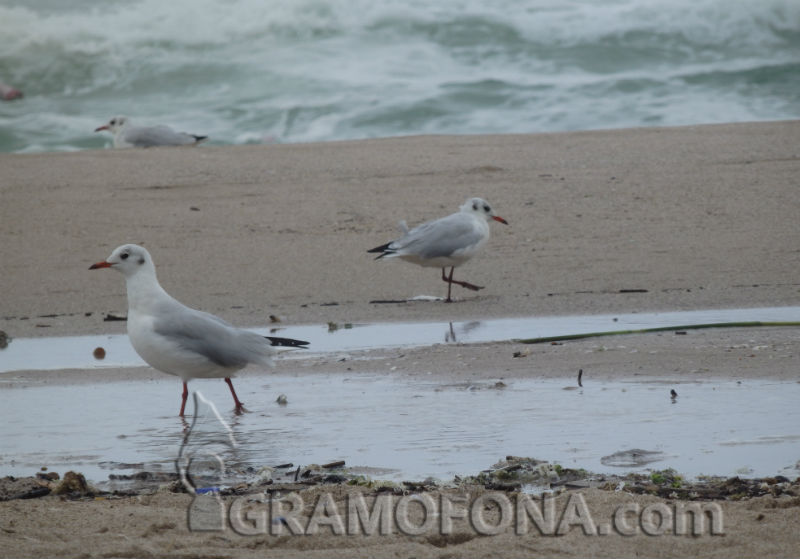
[461,197,508,225]
[95,116,129,134]
[89,243,154,279]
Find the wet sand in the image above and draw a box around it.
[2,120,799,339]
[1,121,800,557]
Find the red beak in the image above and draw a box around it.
[492,216,509,225]
[89,261,112,270]
[94,125,109,132]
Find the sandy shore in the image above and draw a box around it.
[1,121,800,557]
[2,121,799,339]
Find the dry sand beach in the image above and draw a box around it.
[1,121,800,557]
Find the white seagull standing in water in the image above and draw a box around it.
[89,244,308,416]
[368,197,508,302]
[94,116,208,148]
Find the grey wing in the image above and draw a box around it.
[153,306,272,368]
[125,125,196,147]
[395,215,481,259]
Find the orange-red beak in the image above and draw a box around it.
[94,125,109,132]
[89,260,112,270]
[492,215,509,225]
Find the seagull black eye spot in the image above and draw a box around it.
[472,202,479,210]
[483,204,490,213]
[138,257,145,265]
[120,252,129,260]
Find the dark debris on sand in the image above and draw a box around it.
[3,457,799,503]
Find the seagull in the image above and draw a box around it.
[94,116,208,148]
[89,244,308,415]
[368,197,508,302]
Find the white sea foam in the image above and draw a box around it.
[0,0,797,152]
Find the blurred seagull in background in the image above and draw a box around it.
[95,116,208,148]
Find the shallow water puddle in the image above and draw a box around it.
[1,373,798,484]
[1,306,798,373]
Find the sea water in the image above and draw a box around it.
[0,0,798,153]
[2,374,798,483]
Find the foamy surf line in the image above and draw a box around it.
[1,0,798,153]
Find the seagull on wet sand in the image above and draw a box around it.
[94,116,208,148]
[368,197,508,302]
[89,244,308,415]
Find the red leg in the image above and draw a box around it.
[441,266,484,302]
[225,377,245,412]
[441,267,454,302]
[179,382,189,416]
[451,278,484,291]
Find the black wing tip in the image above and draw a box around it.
[193,135,209,143]
[368,242,394,259]
[265,336,309,348]
[367,242,389,253]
